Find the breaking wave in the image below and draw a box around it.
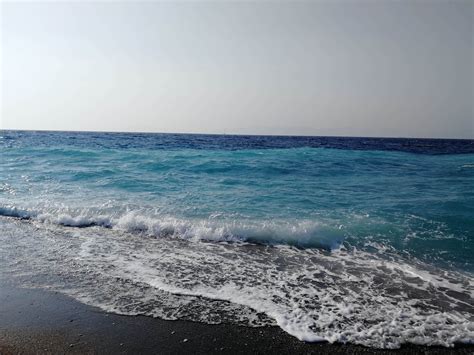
[0,205,344,249]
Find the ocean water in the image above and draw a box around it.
[0,130,473,348]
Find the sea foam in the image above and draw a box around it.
[1,216,472,349]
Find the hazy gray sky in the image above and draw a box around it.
[1,0,473,138]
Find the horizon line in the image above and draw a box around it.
[0,128,472,141]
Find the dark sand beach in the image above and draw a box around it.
[0,283,472,355]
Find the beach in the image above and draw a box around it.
[1,132,473,350]
[3,1,473,352]
[1,283,472,354]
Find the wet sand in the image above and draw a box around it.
[0,283,472,354]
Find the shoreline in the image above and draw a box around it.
[0,283,472,354]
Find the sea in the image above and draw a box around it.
[0,130,473,349]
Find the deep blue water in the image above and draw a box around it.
[1,130,473,348]
[3,130,474,154]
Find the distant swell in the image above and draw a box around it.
[0,205,344,249]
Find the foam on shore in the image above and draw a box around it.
[1,216,472,349]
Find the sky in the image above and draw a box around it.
[1,0,473,138]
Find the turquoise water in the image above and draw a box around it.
[1,131,473,348]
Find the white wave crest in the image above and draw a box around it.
[0,205,344,249]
